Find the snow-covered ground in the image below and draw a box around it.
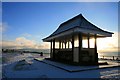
[2,53,120,78]
[0,53,2,79]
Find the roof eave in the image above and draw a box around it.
[43,27,113,42]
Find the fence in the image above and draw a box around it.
[100,56,120,60]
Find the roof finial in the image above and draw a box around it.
[79,14,82,16]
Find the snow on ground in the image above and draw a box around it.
[0,53,2,79]
[2,53,120,78]
[3,60,120,78]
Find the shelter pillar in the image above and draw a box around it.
[68,41,69,48]
[62,42,63,49]
[59,41,61,49]
[79,33,82,62]
[72,34,74,62]
[53,39,55,59]
[65,41,67,49]
[50,40,53,58]
[94,34,98,63]
[87,33,90,48]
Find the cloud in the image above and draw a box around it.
[0,24,2,32]
[0,23,3,32]
[21,33,32,37]
[0,22,8,41]
[15,37,36,48]
[0,22,8,33]
[36,42,50,49]
[1,31,119,53]
[97,32,119,52]
[2,37,50,49]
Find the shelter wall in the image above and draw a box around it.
[73,47,79,62]
[81,48,95,62]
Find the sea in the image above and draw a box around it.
[1,49,120,62]
[98,52,119,60]
[19,49,120,60]
[28,49,120,59]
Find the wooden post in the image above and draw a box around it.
[113,56,114,60]
[68,41,69,49]
[72,34,74,62]
[53,39,55,59]
[79,33,82,63]
[59,41,61,49]
[94,34,98,63]
[62,42,63,49]
[50,40,53,58]
[87,33,90,48]
[103,56,104,59]
[65,42,66,49]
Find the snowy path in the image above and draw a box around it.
[3,58,120,78]
[2,53,119,78]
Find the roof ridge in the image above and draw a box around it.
[79,14,83,28]
[59,14,82,27]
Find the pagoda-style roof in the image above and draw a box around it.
[43,14,113,42]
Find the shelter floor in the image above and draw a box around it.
[35,58,119,72]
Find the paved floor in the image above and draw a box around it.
[35,58,119,72]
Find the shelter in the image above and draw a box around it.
[43,14,113,64]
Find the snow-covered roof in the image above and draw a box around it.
[43,14,113,42]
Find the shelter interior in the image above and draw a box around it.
[50,32,98,64]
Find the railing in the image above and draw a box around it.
[54,50,73,62]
